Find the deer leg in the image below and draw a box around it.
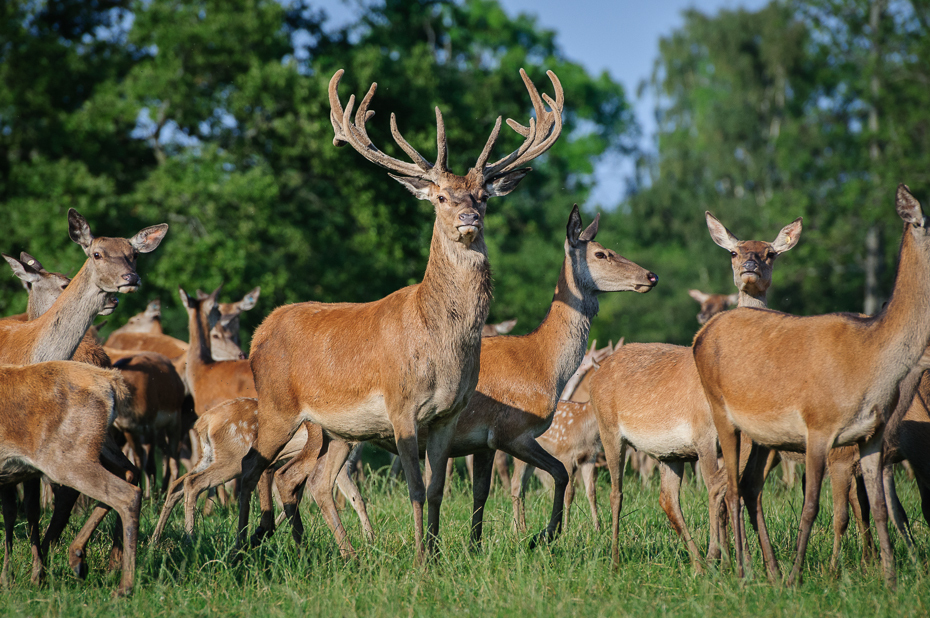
[562,458,577,532]
[235,412,292,556]
[494,450,511,492]
[741,445,780,583]
[274,450,311,548]
[425,414,457,555]
[601,430,628,570]
[696,438,723,563]
[510,457,532,533]
[21,480,43,585]
[391,414,426,565]
[657,460,704,573]
[41,484,80,553]
[335,457,375,543]
[49,465,141,598]
[716,422,744,578]
[580,461,600,532]
[1,486,16,587]
[152,474,187,544]
[469,451,495,549]
[859,434,896,589]
[850,471,874,564]
[306,437,355,558]
[882,465,916,560]
[826,454,853,572]
[786,438,828,586]
[502,437,568,549]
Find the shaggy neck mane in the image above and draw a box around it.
[416,220,493,351]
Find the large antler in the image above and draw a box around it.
[329,69,448,180]
[476,68,564,180]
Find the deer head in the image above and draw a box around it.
[688,289,738,325]
[179,286,222,336]
[565,205,658,294]
[68,209,168,295]
[3,252,118,317]
[705,212,802,302]
[328,68,564,248]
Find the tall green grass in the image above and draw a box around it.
[1,463,927,617]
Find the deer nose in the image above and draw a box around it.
[458,212,480,226]
[742,260,759,273]
[646,272,658,285]
[122,273,140,285]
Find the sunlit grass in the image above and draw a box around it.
[1,462,927,617]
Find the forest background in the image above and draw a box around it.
[2,0,926,348]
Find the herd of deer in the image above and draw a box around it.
[1,67,929,598]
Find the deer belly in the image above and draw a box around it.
[728,407,807,451]
[620,422,698,460]
[301,394,391,441]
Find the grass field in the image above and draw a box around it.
[1,460,927,618]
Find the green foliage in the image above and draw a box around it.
[0,0,634,346]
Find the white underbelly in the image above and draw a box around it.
[620,422,698,460]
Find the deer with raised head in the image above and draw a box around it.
[109,300,163,336]
[0,210,165,593]
[197,286,260,349]
[589,212,802,572]
[688,289,737,325]
[511,339,619,533]
[152,397,373,545]
[692,185,930,589]
[236,67,564,562]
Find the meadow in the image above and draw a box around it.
[1,462,927,618]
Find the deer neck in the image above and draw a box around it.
[736,287,767,309]
[872,227,930,376]
[526,255,600,398]
[186,306,215,374]
[416,222,492,348]
[27,261,105,363]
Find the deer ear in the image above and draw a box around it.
[178,286,194,310]
[130,224,168,254]
[567,204,584,247]
[579,213,600,242]
[3,253,42,284]
[485,168,531,197]
[771,217,803,253]
[19,252,46,273]
[496,318,517,334]
[237,286,261,311]
[145,300,161,317]
[705,211,740,252]
[389,174,433,201]
[726,293,739,306]
[688,289,710,303]
[896,184,925,226]
[68,209,94,251]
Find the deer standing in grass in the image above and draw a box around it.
[236,67,564,562]
[589,212,802,572]
[693,185,930,589]
[0,209,166,595]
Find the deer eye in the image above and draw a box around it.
[595,252,607,259]
[93,252,101,260]
[437,195,446,204]
[730,252,737,257]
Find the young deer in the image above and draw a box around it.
[692,185,930,588]
[589,212,802,572]
[0,362,141,597]
[687,289,737,325]
[152,397,373,545]
[236,67,565,562]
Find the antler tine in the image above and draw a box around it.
[482,68,564,179]
[328,70,428,177]
[474,116,502,171]
[435,107,448,172]
[389,114,434,173]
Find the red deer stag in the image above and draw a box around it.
[236,67,565,562]
[589,212,802,572]
[692,185,930,588]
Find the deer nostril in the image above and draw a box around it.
[647,272,658,285]
[459,212,479,224]
[122,273,140,284]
